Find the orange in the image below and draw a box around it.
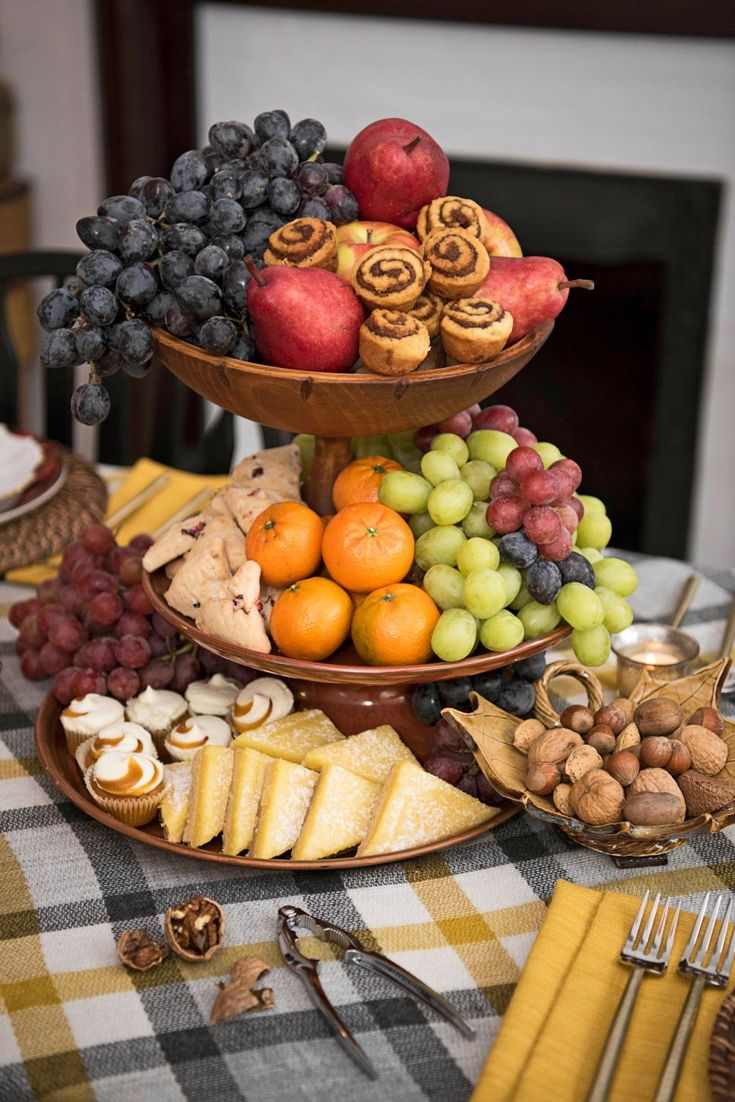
[332,455,402,511]
[246,501,322,587]
[270,577,353,661]
[321,502,414,593]
[351,584,440,666]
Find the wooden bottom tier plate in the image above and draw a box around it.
[35,695,518,871]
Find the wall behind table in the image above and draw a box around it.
[198,4,735,569]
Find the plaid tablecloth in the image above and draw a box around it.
[1,554,734,1102]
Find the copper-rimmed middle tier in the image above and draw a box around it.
[143,567,570,687]
[152,321,553,437]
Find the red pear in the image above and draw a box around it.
[343,118,449,229]
[474,257,594,343]
[247,265,364,373]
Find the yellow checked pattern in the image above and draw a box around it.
[2,562,735,1101]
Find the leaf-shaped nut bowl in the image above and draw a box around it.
[444,657,735,859]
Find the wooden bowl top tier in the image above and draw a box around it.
[153,321,553,437]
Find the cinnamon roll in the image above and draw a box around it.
[352,246,429,312]
[440,298,513,363]
[264,218,338,270]
[423,228,490,300]
[359,309,431,377]
[417,196,486,243]
[407,292,444,338]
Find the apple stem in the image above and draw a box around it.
[245,255,266,287]
[558,279,595,291]
[403,137,421,155]
[366,230,373,243]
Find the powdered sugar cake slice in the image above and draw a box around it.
[222,747,270,856]
[292,764,380,860]
[249,759,318,859]
[232,710,344,763]
[160,762,193,843]
[302,724,417,784]
[183,745,234,848]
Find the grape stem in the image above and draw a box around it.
[403,137,421,155]
[558,279,595,291]
[244,256,266,287]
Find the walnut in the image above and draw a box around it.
[165,895,224,961]
[587,727,616,756]
[513,718,546,754]
[210,957,274,1024]
[593,703,628,735]
[687,706,724,736]
[679,725,727,776]
[605,750,640,787]
[678,770,735,818]
[564,744,603,783]
[569,769,625,825]
[526,762,560,795]
[634,698,682,737]
[553,783,574,816]
[527,728,582,766]
[117,929,168,972]
[560,705,595,735]
[623,792,686,826]
[615,722,641,752]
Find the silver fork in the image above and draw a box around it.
[653,892,735,1102]
[587,891,680,1102]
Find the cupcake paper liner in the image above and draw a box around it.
[83,767,168,827]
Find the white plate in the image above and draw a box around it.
[0,461,67,526]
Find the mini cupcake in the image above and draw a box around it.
[84,751,167,827]
[185,674,240,717]
[125,687,187,752]
[164,715,232,762]
[61,694,125,754]
[75,721,157,773]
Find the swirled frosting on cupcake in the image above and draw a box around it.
[75,721,157,772]
[164,715,232,761]
[90,752,164,797]
[185,674,240,716]
[125,687,187,734]
[61,694,124,738]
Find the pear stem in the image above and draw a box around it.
[558,279,595,291]
[245,255,266,287]
[403,137,421,155]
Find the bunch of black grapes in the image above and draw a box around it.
[36,111,360,427]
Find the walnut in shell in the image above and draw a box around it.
[165,895,224,961]
[564,745,603,784]
[513,718,546,754]
[679,725,728,776]
[527,728,582,766]
[117,929,168,972]
[553,783,574,817]
[210,956,274,1024]
[569,769,625,825]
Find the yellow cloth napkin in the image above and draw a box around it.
[6,458,230,586]
[473,880,731,1102]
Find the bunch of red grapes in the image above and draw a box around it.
[9,522,244,705]
[415,402,537,453]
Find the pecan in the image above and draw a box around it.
[165,895,224,961]
[210,956,274,1024]
[117,929,168,972]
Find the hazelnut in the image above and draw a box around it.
[527,728,583,766]
[629,768,685,816]
[611,697,635,725]
[526,762,560,795]
[667,739,691,776]
[569,768,625,825]
[639,736,674,769]
[553,783,574,816]
[678,770,735,818]
[623,792,686,826]
[687,706,724,737]
[606,750,640,787]
[634,698,682,737]
[679,725,728,776]
[587,727,617,756]
[615,722,641,752]
[594,703,628,735]
[560,705,595,735]
[564,744,603,783]
[513,718,546,754]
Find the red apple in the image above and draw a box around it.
[335,220,421,282]
[343,118,449,229]
[481,208,523,257]
[474,256,594,343]
[247,265,364,373]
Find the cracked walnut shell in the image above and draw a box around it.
[117,929,168,972]
[210,956,274,1024]
[165,895,224,961]
[569,769,625,825]
[564,745,603,784]
[679,725,728,776]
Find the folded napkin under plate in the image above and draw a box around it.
[473,880,732,1102]
[6,457,230,587]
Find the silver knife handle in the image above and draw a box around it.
[586,968,644,1102]
[653,974,707,1102]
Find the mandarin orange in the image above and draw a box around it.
[321,502,414,593]
[270,576,353,661]
[246,501,322,587]
[351,584,440,665]
[332,455,402,511]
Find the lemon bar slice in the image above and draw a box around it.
[358,761,496,857]
[232,709,344,763]
[249,760,318,859]
[222,747,270,856]
[302,724,417,784]
[292,765,381,861]
[160,762,193,843]
[183,745,234,848]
